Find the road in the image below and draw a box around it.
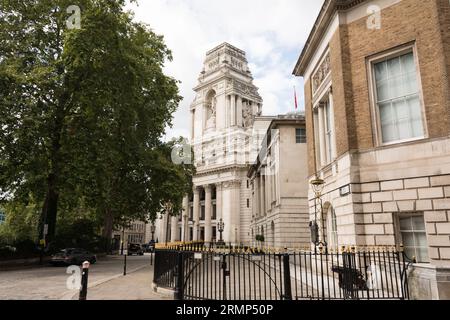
[0,255,153,300]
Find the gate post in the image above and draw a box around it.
[282,253,293,300]
[222,255,227,300]
[174,252,184,300]
[342,252,358,300]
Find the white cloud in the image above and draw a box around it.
[125,0,324,140]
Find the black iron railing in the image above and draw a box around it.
[153,244,411,300]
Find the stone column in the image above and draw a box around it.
[318,104,327,166]
[170,215,178,242]
[232,180,241,243]
[216,183,222,220]
[230,94,236,126]
[160,213,168,243]
[191,110,195,141]
[260,173,266,216]
[255,174,260,217]
[328,88,336,160]
[181,196,189,241]
[193,187,200,241]
[230,181,241,244]
[204,185,212,242]
[226,95,230,128]
[236,96,243,127]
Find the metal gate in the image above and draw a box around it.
[181,252,286,300]
[153,245,411,300]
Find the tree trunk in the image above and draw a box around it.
[38,99,65,249]
[102,207,114,253]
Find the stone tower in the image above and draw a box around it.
[185,43,266,244]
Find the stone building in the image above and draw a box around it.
[164,43,272,244]
[293,0,450,299]
[111,220,147,252]
[248,113,310,248]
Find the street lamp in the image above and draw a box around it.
[217,218,225,246]
[150,224,156,241]
[120,225,125,256]
[310,176,327,251]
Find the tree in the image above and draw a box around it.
[0,0,182,247]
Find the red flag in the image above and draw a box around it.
[294,86,298,110]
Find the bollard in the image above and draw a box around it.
[282,253,292,300]
[174,252,184,300]
[123,254,127,276]
[79,261,90,300]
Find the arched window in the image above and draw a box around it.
[205,90,217,130]
[328,206,338,250]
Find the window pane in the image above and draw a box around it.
[404,247,416,261]
[376,79,390,101]
[387,56,401,78]
[403,71,418,95]
[401,52,415,74]
[375,52,423,143]
[400,217,412,231]
[412,216,425,230]
[375,61,387,82]
[407,95,424,137]
[417,247,430,263]
[402,232,415,247]
[390,73,404,98]
[394,99,411,140]
[415,232,428,247]
[379,102,397,143]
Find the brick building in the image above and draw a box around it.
[293,0,450,299]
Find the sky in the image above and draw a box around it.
[125,0,325,140]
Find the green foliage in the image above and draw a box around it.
[0,0,189,244]
[53,218,106,253]
[0,200,40,244]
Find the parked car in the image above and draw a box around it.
[141,241,155,253]
[50,248,97,266]
[127,243,144,256]
[148,240,156,253]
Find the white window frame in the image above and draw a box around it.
[313,87,336,168]
[367,43,428,147]
[395,212,430,264]
[327,206,338,250]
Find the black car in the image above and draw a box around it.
[142,241,155,253]
[148,240,156,253]
[50,248,97,266]
[127,243,144,256]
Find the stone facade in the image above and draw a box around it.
[159,43,272,244]
[294,0,450,299]
[248,114,310,248]
[112,220,148,252]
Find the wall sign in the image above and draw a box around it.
[339,184,351,197]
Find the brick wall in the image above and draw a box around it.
[329,25,357,158]
[303,0,450,171]
[346,0,450,149]
[436,0,450,133]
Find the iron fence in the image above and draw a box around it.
[153,244,411,300]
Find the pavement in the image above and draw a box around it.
[80,265,170,300]
[0,254,169,300]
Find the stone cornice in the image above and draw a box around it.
[293,0,368,76]
[195,164,250,177]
